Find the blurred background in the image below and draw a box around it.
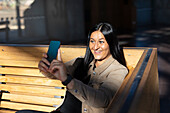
[0,0,169,112]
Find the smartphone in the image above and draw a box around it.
[47,41,60,63]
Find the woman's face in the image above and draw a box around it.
[89,31,111,62]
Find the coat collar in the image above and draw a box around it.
[89,56,115,75]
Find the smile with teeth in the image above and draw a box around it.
[94,51,102,54]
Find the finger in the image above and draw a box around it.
[39,67,48,73]
[57,48,62,61]
[49,61,61,70]
[50,65,60,73]
[50,59,61,65]
[38,62,48,73]
[41,57,50,66]
[42,53,48,58]
[39,60,49,71]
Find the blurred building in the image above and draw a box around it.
[0,0,85,44]
[0,0,170,45]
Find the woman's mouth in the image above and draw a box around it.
[94,51,102,54]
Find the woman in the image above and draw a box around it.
[17,23,128,113]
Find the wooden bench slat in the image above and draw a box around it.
[0,84,66,96]
[0,49,144,68]
[0,110,16,113]
[1,93,64,106]
[0,46,144,68]
[0,60,39,67]
[0,52,42,61]
[0,45,85,52]
[0,67,43,77]
[0,48,144,69]
[2,91,56,98]
[60,48,86,62]
[0,101,55,112]
[0,75,64,87]
[0,46,48,52]
[0,46,86,63]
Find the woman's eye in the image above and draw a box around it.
[99,41,104,44]
[90,40,95,43]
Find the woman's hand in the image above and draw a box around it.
[38,53,57,79]
[38,53,50,73]
[38,49,67,81]
[49,49,67,82]
[48,49,74,89]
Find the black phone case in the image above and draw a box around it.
[47,41,60,63]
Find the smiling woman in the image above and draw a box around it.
[85,23,127,68]
[17,23,128,113]
[89,31,111,67]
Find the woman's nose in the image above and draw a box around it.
[94,42,99,50]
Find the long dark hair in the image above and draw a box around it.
[74,23,127,84]
[84,22,127,67]
[66,23,127,112]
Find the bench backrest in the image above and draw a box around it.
[0,45,65,112]
[106,48,160,113]
[0,45,159,113]
[0,45,92,112]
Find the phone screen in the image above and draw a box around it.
[47,41,60,63]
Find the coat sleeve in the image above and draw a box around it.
[68,67,128,108]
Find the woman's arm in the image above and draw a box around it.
[45,50,127,108]
[67,67,128,108]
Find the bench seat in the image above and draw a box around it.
[0,45,159,113]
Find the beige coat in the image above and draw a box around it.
[66,56,128,113]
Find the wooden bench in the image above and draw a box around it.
[0,44,160,113]
[106,47,160,113]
